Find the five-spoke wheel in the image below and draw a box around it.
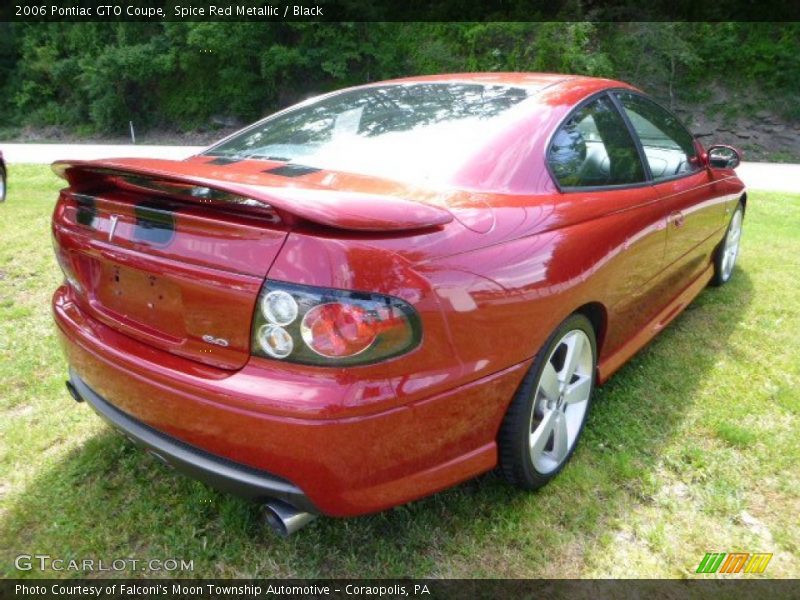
[529,329,593,474]
[712,202,744,286]
[499,313,596,489]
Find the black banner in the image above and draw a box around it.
[2,0,800,22]
[3,579,800,600]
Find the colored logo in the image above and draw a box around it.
[696,552,773,574]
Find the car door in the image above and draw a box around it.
[546,92,671,354]
[613,91,728,290]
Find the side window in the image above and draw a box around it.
[547,94,645,188]
[615,92,701,180]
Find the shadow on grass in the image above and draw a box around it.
[1,269,754,578]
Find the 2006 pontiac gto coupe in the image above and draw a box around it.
[51,73,745,535]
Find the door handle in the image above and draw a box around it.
[670,211,686,228]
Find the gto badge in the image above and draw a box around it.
[202,334,229,347]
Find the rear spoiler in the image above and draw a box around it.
[52,158,453,233]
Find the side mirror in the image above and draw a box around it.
[706,145,741,170]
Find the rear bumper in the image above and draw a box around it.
[54,285,528,516]
[68,368,318,513]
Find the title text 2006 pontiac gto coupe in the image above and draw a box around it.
[51,73,745,535]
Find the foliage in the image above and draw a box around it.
[0,22,797,133]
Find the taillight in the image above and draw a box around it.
[251,280,421,366]
[52,234,82,294]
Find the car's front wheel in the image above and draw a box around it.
[712,203,744,286]
[498,313,596,490]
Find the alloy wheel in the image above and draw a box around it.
[721,208,743,281]
[529,329,593,474]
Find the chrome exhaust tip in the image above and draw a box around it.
[263,500,316,537]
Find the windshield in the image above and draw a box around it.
[205,83,534,184]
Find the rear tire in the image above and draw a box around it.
[711,203,743,286]
[498,313,597,490]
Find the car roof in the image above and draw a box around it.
[375,72,618,91]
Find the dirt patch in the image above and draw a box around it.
[672,83,800,162]
[4,403,34,417]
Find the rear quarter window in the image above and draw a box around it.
[547,95,646,189]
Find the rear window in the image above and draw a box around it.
[205,83,533,182]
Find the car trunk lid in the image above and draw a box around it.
[51,158,453,370]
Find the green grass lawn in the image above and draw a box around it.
[1,164,798,579]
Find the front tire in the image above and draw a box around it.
[711,203,743,286]
[498,313,597,490]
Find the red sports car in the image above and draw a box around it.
[51,73,745,536]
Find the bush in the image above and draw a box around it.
[1,22,797,134]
